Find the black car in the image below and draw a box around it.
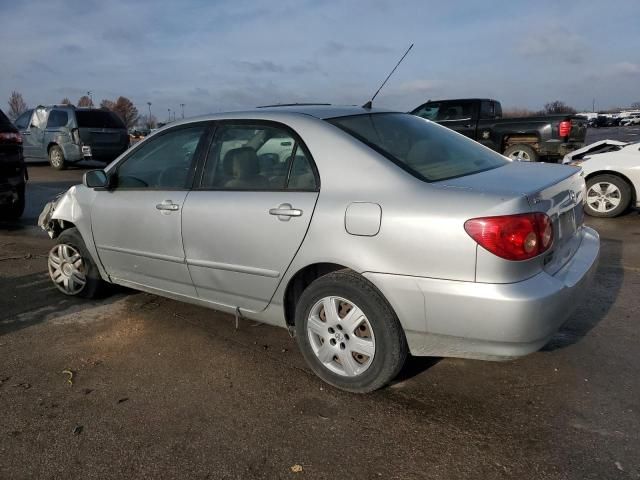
[0,108,26,219]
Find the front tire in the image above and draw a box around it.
[294,271,408,393]
[585,175,631,218]
[49,145,66,170]
[503,144,539,162]
[48,228,108,298]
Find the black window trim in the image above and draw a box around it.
[107,121,212,192]
[326,112,505,183]
[193,119,320,193]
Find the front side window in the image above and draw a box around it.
[46,110,69,128]
[436,101,473,121]
[200,123,317,191]
[328,113,507,182]
[115,125,206,189]
[14,110,32,129]
[413,102,440,120]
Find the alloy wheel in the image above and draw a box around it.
[509,150,531,161]
[48,244,87,295]
[307,296,376,377]
[587,182,621,213]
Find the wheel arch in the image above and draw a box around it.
[283,262,351,327]
[585,170,637,205]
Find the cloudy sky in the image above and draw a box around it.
[1,0,639,120]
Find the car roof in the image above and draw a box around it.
[182,104,398,123]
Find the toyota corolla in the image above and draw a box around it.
[39,105,599,392]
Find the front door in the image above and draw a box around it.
[91,123,209,296]
[16,108,46,160]
[182,122,320,312]
[435,100,477,138]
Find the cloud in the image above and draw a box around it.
[516,26,589,64]
[236,60,286,74]
[319,41,395,56]
[610,62,640,76]
[60,44,84,54]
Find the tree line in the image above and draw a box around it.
[5,91,157,129]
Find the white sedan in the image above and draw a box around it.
[564,140,640,217]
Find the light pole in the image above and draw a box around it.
[87,90,93,108]
[168,108,171,123]
[180,103,185,119]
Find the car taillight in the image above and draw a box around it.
[0,132,22,144]
[464,213,553,261]
[558,120,571,138]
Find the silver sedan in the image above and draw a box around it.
[39,105,599,392]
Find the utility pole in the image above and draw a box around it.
[180,103,185,119]
[168,108,171,123]
[147,102,152,118]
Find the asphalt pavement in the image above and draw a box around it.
[1,134,639,479]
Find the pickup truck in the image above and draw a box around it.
[410,98,587,162]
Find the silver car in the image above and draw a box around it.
[39,105,600,392]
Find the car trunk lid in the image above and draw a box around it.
[440,162,586,275]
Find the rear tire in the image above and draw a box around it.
[503,144,539,162]
[294,270,408,393]
[48,228,108,298]
[585,174,631,218]
[49,145,66,170]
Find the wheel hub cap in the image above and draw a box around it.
[307,296,376,377]
[48,244,87,295]
[587,182,621,213]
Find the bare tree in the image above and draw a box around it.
[113,97,139,128]
[630,101,640,110]
[77,95,93,107]
[7,91,28,120]
[60,98,73,105]
[100,99,115,110]
[502,107,537,118]
[543,101,576,115]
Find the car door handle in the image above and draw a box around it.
[269,203,302,221]
[156,200,180,211]
[21,131,30,135]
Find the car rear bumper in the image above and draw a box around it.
[364,226,600,360]
[61,143,128,163]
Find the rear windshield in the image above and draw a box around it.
[75,110,125,129]
[328,113,508,182]
[0,109,11,126]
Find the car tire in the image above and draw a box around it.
[49,145,66,170]
[48,227,108,298]
[0,182,25,220]
[585,174,631,218]
[294,270,408,393]
[503,144,539,162]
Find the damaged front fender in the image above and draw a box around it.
[37,185,86,238]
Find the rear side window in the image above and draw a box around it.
[76,110,125,129]
[328,113,507,182]
[200,123,318,191]
[46,110,69,128]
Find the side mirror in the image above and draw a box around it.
[83,169,109,189]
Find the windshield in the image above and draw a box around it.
[76,110,125,129]
[328,113,508,182]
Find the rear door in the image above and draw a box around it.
[91,123,209,296]
[182,121,320,312]
[75,109,129,158]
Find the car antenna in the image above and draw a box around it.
[362,43,414,109]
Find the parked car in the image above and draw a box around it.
[410,98,587,162]
[564,140,640,217]
[39,105,599,392]
[620,114,640,126]
[0,108,27,219]
[14,105,129,170]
